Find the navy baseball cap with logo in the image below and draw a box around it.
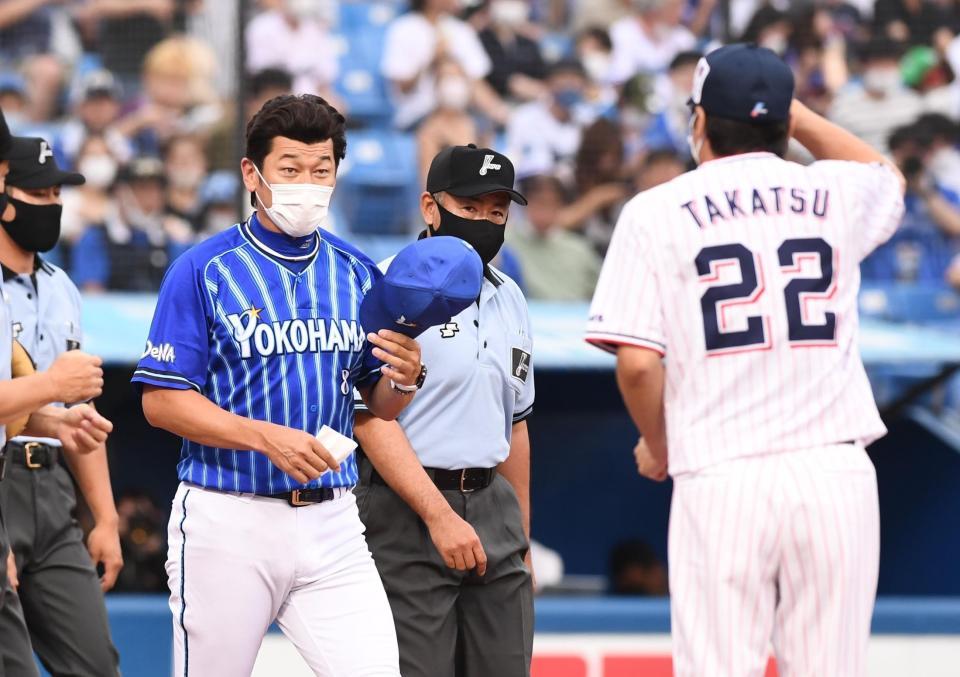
[689,43,795,125]
[360,236,484,338]
[427,144,527,205]
[6,137,84,188]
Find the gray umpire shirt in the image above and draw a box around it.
[3,259,83,447]
[358,262,535,469]
[0,288,11,448]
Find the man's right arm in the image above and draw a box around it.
[790,99,906,192]
[142,386,340,485]
[0,349,103,424]
[354,413,487,574]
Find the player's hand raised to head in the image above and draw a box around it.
[368,330,422,389]
[47,350,104,403]
[634,438,668,482]
[261,425,341,485]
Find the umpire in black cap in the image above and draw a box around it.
[0,134,121,677]
[0,107,40,677]
[355,144,536,676]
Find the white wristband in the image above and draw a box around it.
[390,379,418,393]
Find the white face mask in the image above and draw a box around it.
[686,114,703,165]
[79,154,118,189]
[929,147,960,182]
[286,0,318,20]
[437,77,471,111]
[490,0,529,27]
[760,33,789,56]
[254,165,333,238]
[863,68,901,96]
[582,52,611,83]
[168,166,205,190]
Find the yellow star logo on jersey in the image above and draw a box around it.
[248,305,263,321]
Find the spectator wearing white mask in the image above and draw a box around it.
[60,135,120,246]
[381,0,500,130]
[829,38,924,151]
[245,0,339,100]
[416,59,490,185]
[608,0,696,85]
[478,0,548,102]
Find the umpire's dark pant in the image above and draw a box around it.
[0,455,119,677]
[356,457,533,677]
[0,520,38,677]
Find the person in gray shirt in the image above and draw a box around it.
[355,144,535,677]
[0,135,121,677]
[0,108,115,677]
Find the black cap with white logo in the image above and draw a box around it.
[426,144,527,205]
[689,43,795,125]
[6,137,84,189]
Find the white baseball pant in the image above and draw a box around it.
[668,443,880,677]
[166,482,400,676]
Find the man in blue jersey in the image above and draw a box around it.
[132,95,423,676]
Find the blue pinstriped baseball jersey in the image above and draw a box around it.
[132,215,382,493]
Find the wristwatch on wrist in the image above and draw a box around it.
[391,364,427,394]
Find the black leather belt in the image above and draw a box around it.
[5,441,60,471]
[266,488,337,507]
[371,466,496,493]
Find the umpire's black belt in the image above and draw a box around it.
[266,488,337,507]
[371,466,496,493]
[5,441,60,471]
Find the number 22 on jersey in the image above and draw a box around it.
[695,237,837,355]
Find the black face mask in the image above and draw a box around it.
[430,202,505,265]
[0,193,7,217]
[1,197,62,253]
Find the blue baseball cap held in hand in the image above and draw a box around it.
[360,236,484,338]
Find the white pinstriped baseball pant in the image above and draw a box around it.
[668,443,880,677]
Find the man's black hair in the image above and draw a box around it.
[704,112,791,158]
[248,68,294,100]
[577,26,612,52]
[245,94,346,206]
[669,50,703,72]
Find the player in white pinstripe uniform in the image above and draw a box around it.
[586,45,906,677]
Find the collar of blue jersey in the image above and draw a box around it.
[416,229,503,288]
[242,213,320,262]
[1,255,51,282]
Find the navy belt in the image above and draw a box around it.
[266,488,337,507]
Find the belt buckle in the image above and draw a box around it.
[459,469,475,494]
[289,490,310,507]
[24,442,42,470]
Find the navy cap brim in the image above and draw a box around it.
[359,281,427,339]
[446,183,528,206]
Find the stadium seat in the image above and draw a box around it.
[859,283,960,325]
[334,129,420,234]
[332,3,403,124]
[338,1,400,34]
[540,32,574,63]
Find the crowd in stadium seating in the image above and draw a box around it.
[3,0,960,302]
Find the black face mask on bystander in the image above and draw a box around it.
[429,201,505,266]
[0,197,62,252]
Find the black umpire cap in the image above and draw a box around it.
[689,43,795,125]
[6,137,84,188]
[0,108,11,160]
[427,144,527,205]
